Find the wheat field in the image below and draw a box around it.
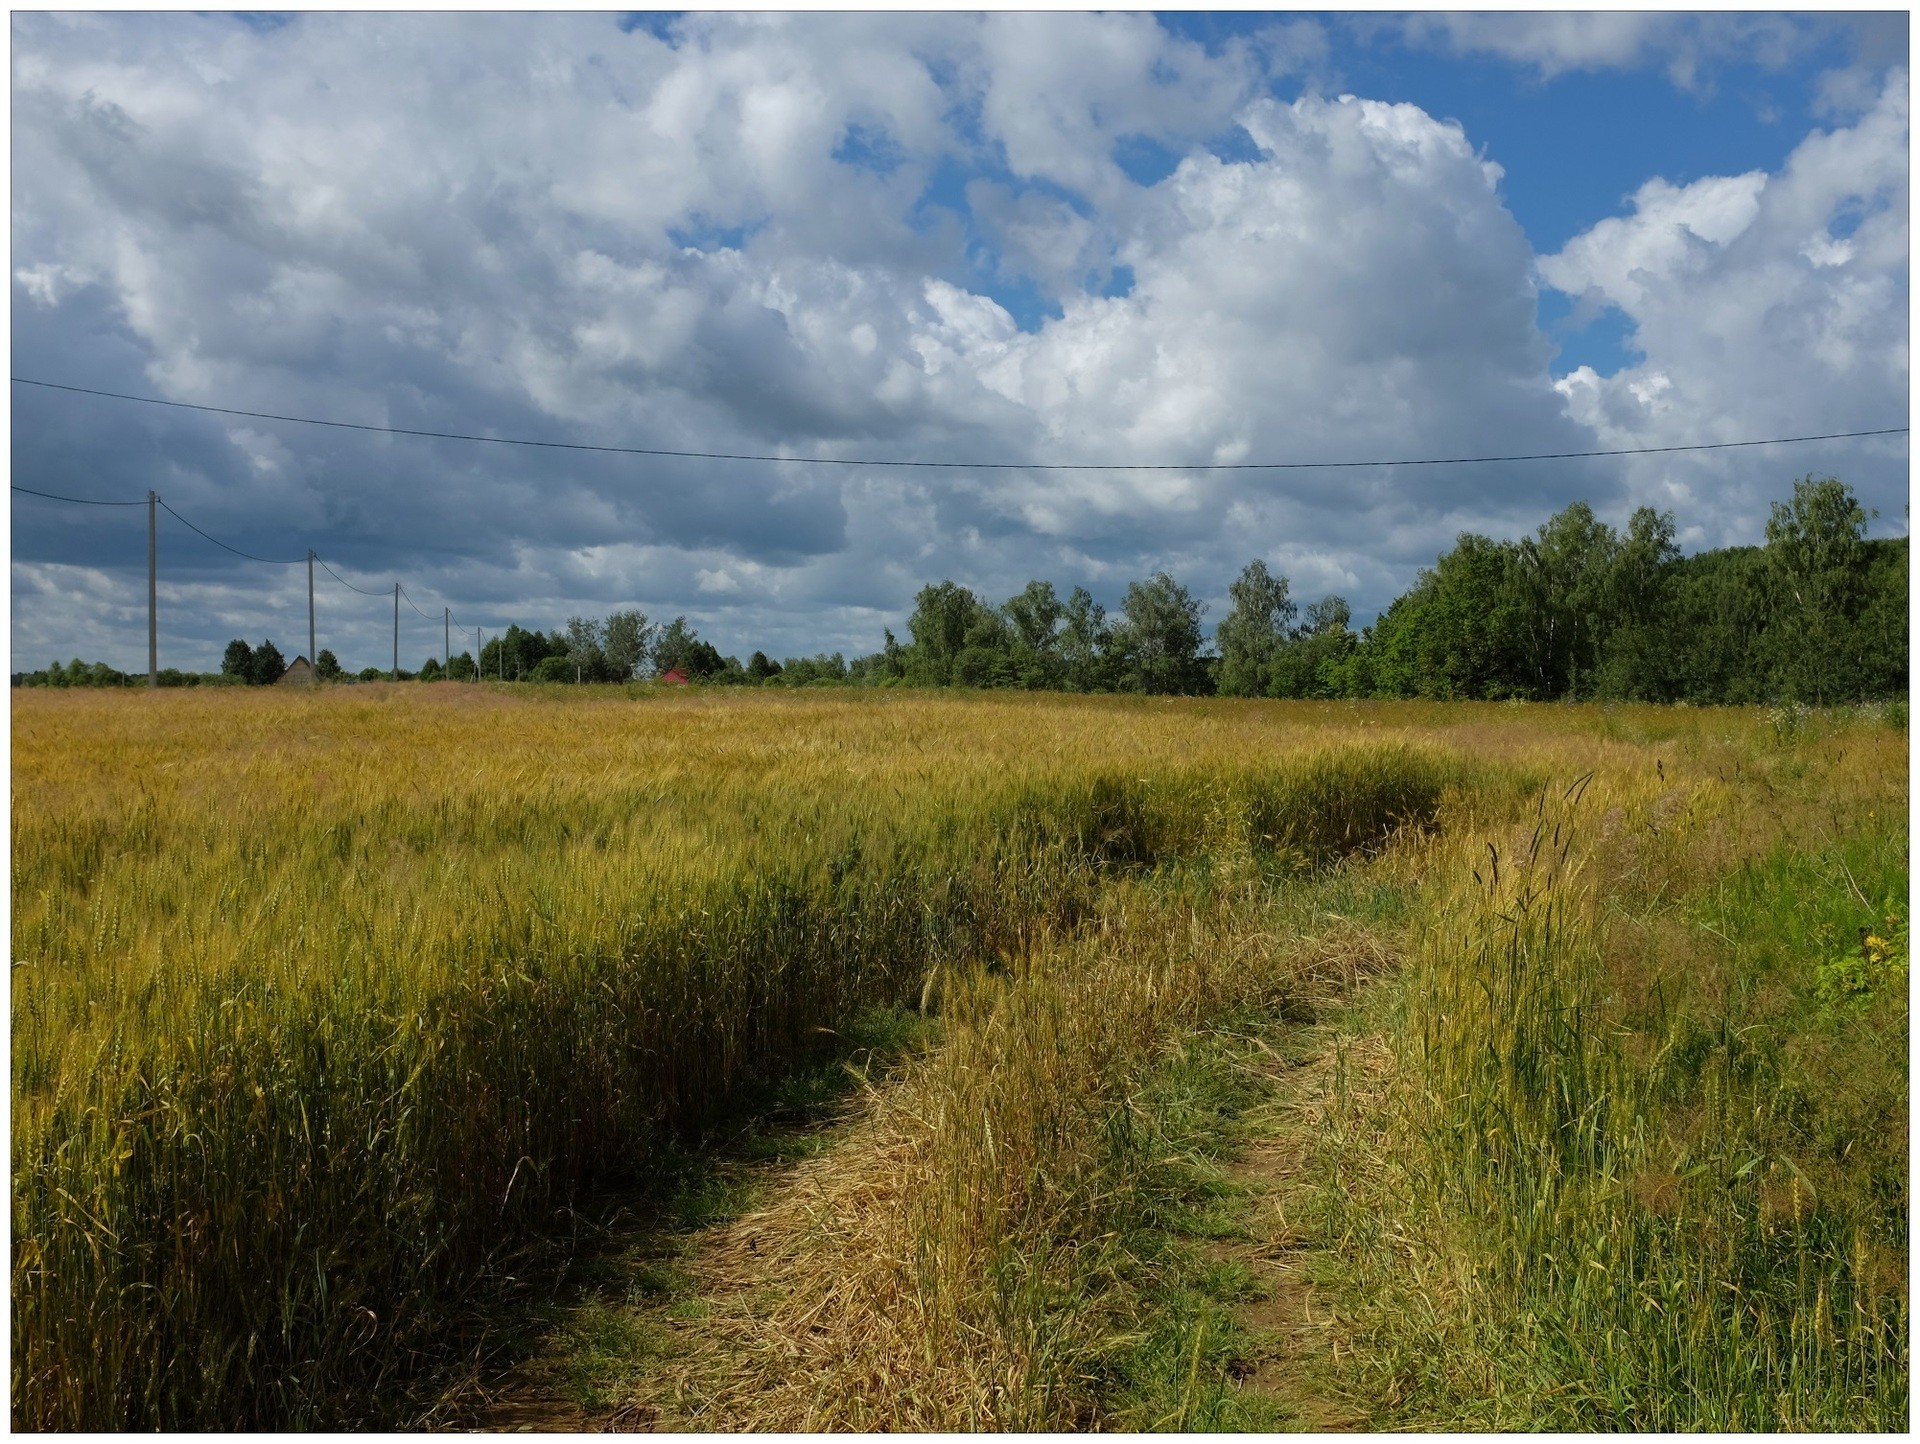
[10,686,1906,1429]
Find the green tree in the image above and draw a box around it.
[485,624,565,681]
[746,651,783,682]
[1764,475,1872,703]
[1271,595,1357,698]
[1003,580,1067,689]
[1592,507,1680,700]
[315,648,344,682]
[1113,572,1207,695]
[953,607,1016,688]
[603,609,654,681]
[249,639,287,687]
[780,653,850,685]
[1360,536,1529,699]
[1215,560,1295,697]
[683,639,727,679]
[903,581,991,686]
[562,616,605,683]
[1059,586,1113,692]
[222,639,254,682]
[651,616,713,677]
[418,656,444,682]
[1856,536,1909,699]
[1513,501,1619,698]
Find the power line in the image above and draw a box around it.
[17,481,503,679]
[313,553,393,597]
[12,375,1908,473]
[156,497,304,565]
[17,479,491,626]
[398,584,436,622]
[12,483,147,506]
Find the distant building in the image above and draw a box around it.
[278,655,318,686]
[659,667,690,686]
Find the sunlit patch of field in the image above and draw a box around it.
[10,686,1905,1429]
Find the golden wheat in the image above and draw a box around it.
[13,685,1494,1428]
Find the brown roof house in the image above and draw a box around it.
[278,655,319,686]
[659,667,690,686]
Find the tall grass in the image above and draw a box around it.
[12,686,1465,1429]
[651,704,1906,1432]
[1316,719,1909,1429]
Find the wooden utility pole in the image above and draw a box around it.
[392,583,399,681]
[147,490,158,687]
[307,550,316,676]
[443,607,449,677]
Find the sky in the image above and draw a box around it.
[9,8,1911,675]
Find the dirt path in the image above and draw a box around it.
[445,1136,816,1432]
[434,960,1390,1433]
[443,1027,1381,1434]
[1203,1019,1378,1432]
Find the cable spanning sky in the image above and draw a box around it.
[10,10,1910,673]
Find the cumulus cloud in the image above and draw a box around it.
[1540,74,1909,546]
[1396,12,1840,91]
[8,13,1909,673]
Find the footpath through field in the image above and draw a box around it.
[432,706,1911,1433]
[437,925,1400,1431]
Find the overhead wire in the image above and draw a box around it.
[14,372,1911,668]
[11,483,148,506]
[17,479,490,641]
[156,498,305,565]
[11,375,1909,473]
[312,554,393,597]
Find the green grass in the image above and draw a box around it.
[1307,754,1908,1430]
[1024,862,1424,1431]
[1092,1022,1292,1432]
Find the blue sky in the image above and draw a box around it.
[10,11,1910,673]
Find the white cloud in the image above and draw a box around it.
[8,14,1909,674]
[1541,74,1909,544]
[1397,12,1817,90]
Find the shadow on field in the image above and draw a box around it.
[412,1005,936,1430]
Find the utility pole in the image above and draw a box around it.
[476,626,482,683]
[444,607,449,678]
[307,549,316,675]
[392,582,399,681]
[147,490,158,687]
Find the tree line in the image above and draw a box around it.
[863,474,1905,705]
[14,476,1905,705]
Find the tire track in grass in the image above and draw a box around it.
[441,912,1414,1432]
[1114,924,1398,1434]
[1201,1019,1377,1432]
[418,1008,932,1431]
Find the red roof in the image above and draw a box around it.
[660,668,690,685]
